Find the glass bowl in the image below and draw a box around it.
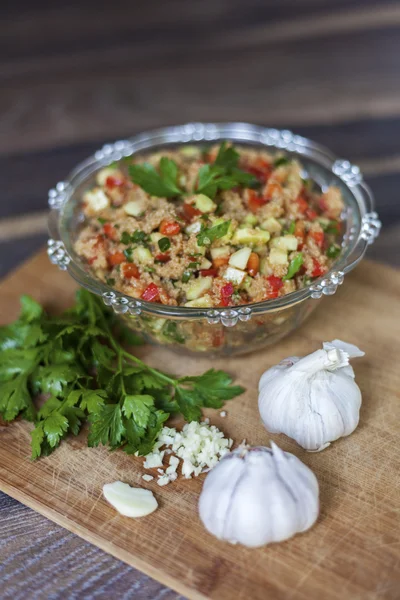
[47,123,381,357]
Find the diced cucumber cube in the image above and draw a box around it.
[186,276,213,300]
[124,199,147,217]
[133,246,153,265]
[150,232,164,244]
[180,145,201,158]
[185,221,202,235]
[244,214,258,225]
[198,257,212,269]
[83,188,110,213]
[223,267,246,285]
[269,248,288,265]
[260,217,282,233]
[270,235,298,251]
[194,194,217,213]
[260,257,271,275]
[229,247,252,270]
[184,294,213,308]
[231,228,270,246]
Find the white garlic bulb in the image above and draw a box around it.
[258,339,365,452]
[198,442,319,548]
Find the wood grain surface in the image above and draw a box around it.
[1,250,399,600]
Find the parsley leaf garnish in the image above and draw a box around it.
[283,253,304,280]
[0,291,244,459]
[129,157,184,198]
[197,220,231,246]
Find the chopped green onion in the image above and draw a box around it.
[158,237,171,252]
[123,247,133,262]
[283,253,304,281]
[182,271,192,283]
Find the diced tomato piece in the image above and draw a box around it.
[212,256,229,268]
[200,268,218,277]
[108,251,125,266]
[247,189,268,213]
[121,263,140,279]
[155,253,170,262]
[141,283,161,302]
[93,234,105,249]
[103,222,117,240]
[305,208,318,220]
[318,198,328,212]
[309,230,324,248]
[297,196,309,213]
[247,252,260,277]
[266,275,284,298]
[246,159,272,184]
[159,219,181,236]
[220,282,234,307]
[311,258,326,278]
[182,202,201,221]
[105,175,125,189]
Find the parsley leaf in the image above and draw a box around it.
[0,375,34,421]
[122,394,154,428]
[88,404,125,447]
[129,158,184,198]
[197,221,231,246]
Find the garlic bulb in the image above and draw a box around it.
[258,339,365,452]
[198,442,319,548]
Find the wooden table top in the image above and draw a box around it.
[1,1,399,598]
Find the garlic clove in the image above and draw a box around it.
[103,481,158,518]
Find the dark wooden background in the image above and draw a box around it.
[1,1,399,598]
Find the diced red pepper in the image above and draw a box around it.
[105,175,125,189]
[108,251,125,266]
[246,159,272,184]
[93,234,105,249]
[121,263,140,279]
[159,219,181,236]
[247,252,260,277]
[309,230,325,248]
[88,256,97,265]
[296,196,309,213]
[199,268,218,277]
[103,222,117,240]
[155,253,171,262]
[311,258,326,278]
[247,189,268,213]
[182,202,201,221]
[266,275,284,298]
[305,208,318,220]
[141,283,161,302]
[220,282,234,307]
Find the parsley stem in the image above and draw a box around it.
[120,349,177,387]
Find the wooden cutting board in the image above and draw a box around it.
[1,250,400,600]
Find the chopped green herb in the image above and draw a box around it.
[182,271,192,283]
[326,244,341,259]
[130,230,150,244]
[158,237,171,253]
[129,157,184,198]
[97,217,108,225]
[284,221,296,235]
[188,262,199,269]
[197,221,231,246]
[105,277,116,286]
[0,292,244,458]
[120,231,131,245]
[274,156,291,168]
[321,220,340,235]
[162,321,185,344]
[283,253,304,280]
[123,247,133,262]
[144,266,156,273]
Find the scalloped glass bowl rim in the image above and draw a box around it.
[52,122,375,319]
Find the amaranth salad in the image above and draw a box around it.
[74,143,344,308]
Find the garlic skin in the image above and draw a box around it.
[198,443,319,548]
[258,339,365,452]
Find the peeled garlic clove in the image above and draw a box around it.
[198,443,319,548]
[103,481,158,518]
[258,339,364,452]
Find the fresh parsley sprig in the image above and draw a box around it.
[129,157,184,198]
[0,292,244,459]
